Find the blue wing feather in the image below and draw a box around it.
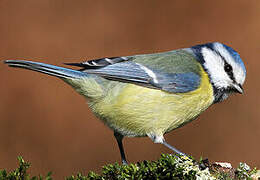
[65,50,201,93]
[85,62,152,86]
[84,61,200,93]
[151,72,200,93]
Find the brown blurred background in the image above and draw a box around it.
[0,0,259,179]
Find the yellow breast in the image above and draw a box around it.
[91,65,214,138]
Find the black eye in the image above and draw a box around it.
[224,64,232,73]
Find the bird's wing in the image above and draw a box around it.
[65,50,201,93]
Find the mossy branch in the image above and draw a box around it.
[0,155,259,180]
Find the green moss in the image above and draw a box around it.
[78,154,212,180]
[0,155,258,180]
[0,156,52,180]
[235,162,257,180]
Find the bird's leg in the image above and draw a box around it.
[148,134,185,155]
[114,131,128,165]
[162,140,185,155]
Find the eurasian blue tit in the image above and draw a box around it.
[4,42,246,164]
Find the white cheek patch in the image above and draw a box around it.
[201,47,231,89]
[213,43,246,85]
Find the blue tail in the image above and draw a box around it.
[4,60,88,79]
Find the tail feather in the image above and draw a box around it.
[4,60,88,79]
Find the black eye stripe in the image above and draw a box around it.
[224,62,233,74]
[213,50,236,82]
[224,63,232,72]
[223,61,235,82]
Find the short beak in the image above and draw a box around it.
[233,84,244,94]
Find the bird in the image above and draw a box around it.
[4,42,246,164]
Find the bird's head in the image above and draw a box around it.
[191,42,246,103]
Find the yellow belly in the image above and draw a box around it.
[90,66,214,138]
